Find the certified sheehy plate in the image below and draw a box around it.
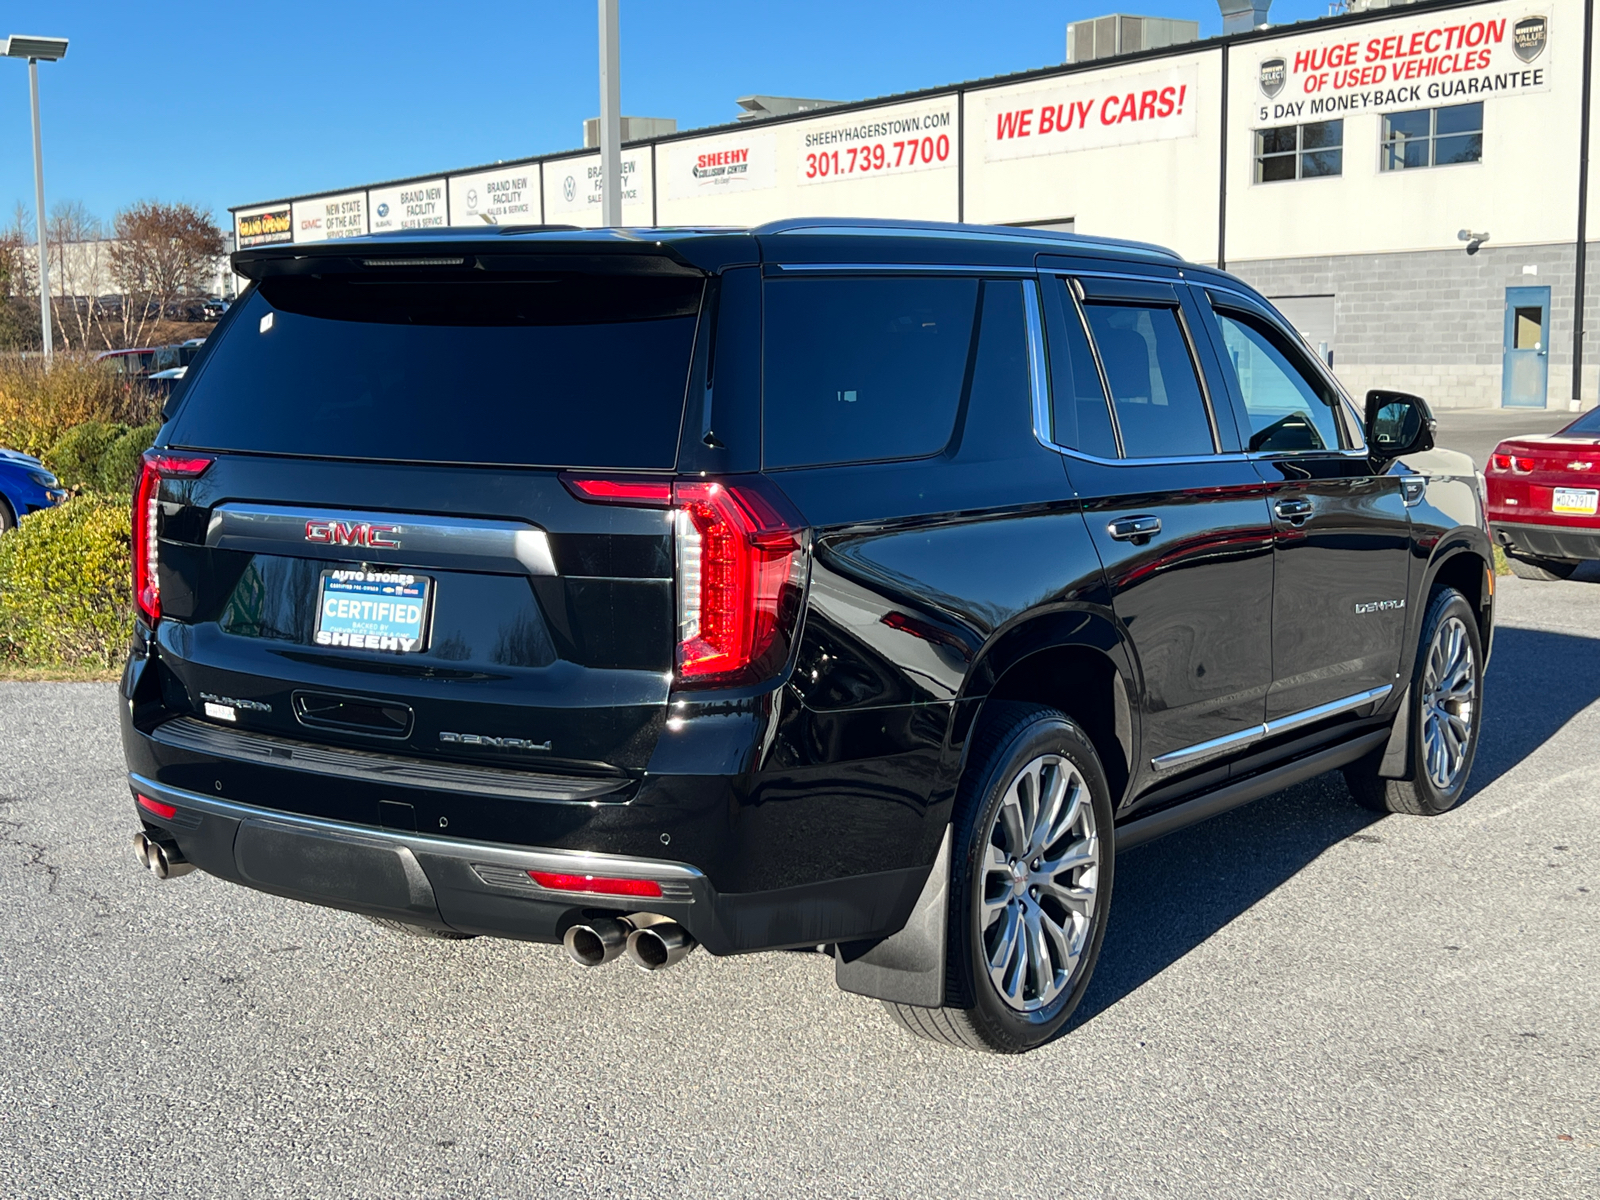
[1552,487,1599,515]
[314,568,430,653]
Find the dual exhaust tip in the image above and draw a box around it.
[563,916,696,972]
[132,831,193,880]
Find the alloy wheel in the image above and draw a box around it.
[1421,614,1476,791]
[979,753,1101,1012]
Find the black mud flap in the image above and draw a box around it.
[833,828,950,1007]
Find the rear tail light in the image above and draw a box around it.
[528,871,664,899]
[1490,454,1512,472]
[564,473,807,688]
[1513,457,1536,473]
[133,451,213,625]
[672,480,804,687]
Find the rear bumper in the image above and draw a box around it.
[126,772,930,956]
[1490,521,1600,561]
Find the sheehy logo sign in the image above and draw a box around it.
[668,133,777,199]
[1255,6,1551,120]
[983,64,1200,160]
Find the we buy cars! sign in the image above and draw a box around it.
[1255,6,1551,119]
[983,63,1200,160]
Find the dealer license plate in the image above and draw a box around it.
[314,568,431,653]
[1552,487,1599,515]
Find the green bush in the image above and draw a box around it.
[42,418,160,494]
[0,494,132,670]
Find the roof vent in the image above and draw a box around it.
[734,95,846,123]
[1066,13,1200,63]
[1218,0,1272,35]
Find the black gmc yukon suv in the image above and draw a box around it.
[122,220,1493,1053]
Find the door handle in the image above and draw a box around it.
[1108,515,1162,541]
[1274,498,1313,523]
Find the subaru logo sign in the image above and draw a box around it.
[376,202,389,217]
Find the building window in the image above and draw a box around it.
[1381,103,1483,171]
[1254,120,1343,183]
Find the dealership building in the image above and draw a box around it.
[232,0,1591,410]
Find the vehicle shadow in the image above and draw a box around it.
[1067,771,1378,1031]
[1467,622,1600,798]
[1065,619,1600,1031]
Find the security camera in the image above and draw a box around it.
[1458,229,1490,255]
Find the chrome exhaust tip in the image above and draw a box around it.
[131,831,153,870]
[562,918,632,967]
[624,921,697,972]
[144,837,194,880]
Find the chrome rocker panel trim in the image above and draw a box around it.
[1150,685,1393,773]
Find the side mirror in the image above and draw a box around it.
[1365,389,1436,462]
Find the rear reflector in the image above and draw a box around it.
[136,794,177,821]
[527,871,664,899]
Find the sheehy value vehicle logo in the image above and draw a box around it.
[1259,58,1287,98]
[1514,14,1548,61]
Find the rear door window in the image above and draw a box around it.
[1081,302,1216,458]
[1041,278,1119,459]
[166,271,703,468]
[762,276,979,469]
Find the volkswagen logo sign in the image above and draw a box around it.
[1514,15,1548,62]
[1259,57,1286,99]
[563,175,577,203]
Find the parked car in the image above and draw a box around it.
[0,447,66,531]
[94,347,160,379]
[1486,407,1600,579]
[146,366,187,404]
[201,299,229,321]
[120,221,1494,1053]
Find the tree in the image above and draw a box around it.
[108,201,224,347]
[47,200,109,352]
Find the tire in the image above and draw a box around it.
[1505,553,1578,581]
[0,497,14,534]
[884,702,1114,1054]
[1344,586,1483,816]
[362,915,476,940]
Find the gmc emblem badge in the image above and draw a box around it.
[304,519,401,548]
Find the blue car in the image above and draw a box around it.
[0,447,67,532]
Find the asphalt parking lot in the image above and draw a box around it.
[2,586,1597,1198]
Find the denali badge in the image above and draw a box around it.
[440,731,552,752]
[304,519,401,548]
[1514,15,1548,63]
[1354,599,1405,614]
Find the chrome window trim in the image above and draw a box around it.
[129,773,705,882]
[1149,684,1393,772]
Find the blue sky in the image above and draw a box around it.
[0,0,1330,230]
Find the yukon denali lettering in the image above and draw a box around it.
[304,519,401,548]
[121,220,1493,1054]
[439,731,552,752]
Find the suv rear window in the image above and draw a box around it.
[763,276,979,469]
[167,272,703,468]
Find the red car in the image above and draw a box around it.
[1486,407,1600,579]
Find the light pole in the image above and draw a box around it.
[4,35,69,361]
[597,0,622,227]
